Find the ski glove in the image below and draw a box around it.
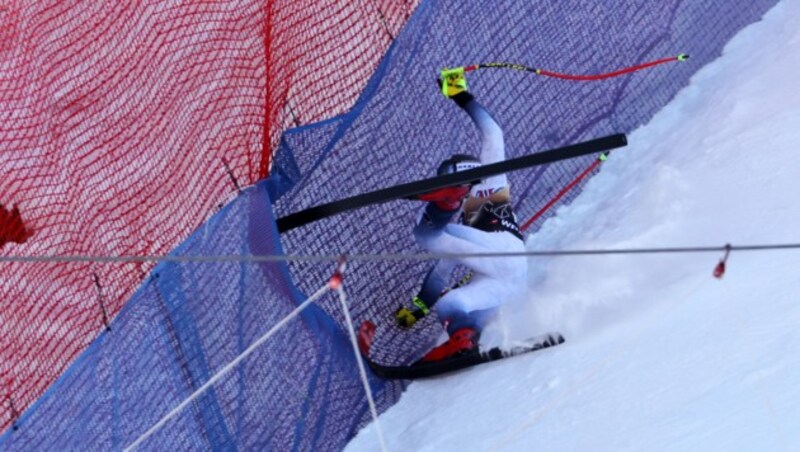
[394,296,431,328]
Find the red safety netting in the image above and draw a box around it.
[0,0,417,433]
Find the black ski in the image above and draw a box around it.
[277,133,627,232]
[357,321,565,380]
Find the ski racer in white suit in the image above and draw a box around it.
[397,68,527,363]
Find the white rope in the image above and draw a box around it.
[124,283,332,451]
[3,243,800,264]
[334,283,389,452]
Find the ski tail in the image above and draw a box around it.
[358,320,377,357]
[357,321,564,380]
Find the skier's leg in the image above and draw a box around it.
[437,304,497,335]
[415,220,519,335]
[415,258,457,308]
[405,200,464,318]
[420,226,526,336]
[435,271,519,328]
[405,156,473,320]
[410,206,494,328]
[417,278,503,362]
[415,222,514,279]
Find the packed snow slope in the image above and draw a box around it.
[347,2,800,451]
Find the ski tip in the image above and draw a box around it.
[541,333,566,348]
[551,333,565,346]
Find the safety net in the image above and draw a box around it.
[0,0,778,450]
[0,0,415,442]
[271,0,779,370]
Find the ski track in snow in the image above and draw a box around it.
[348,2,800,451]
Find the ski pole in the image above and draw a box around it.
[519,152,609,232]
[461,54,689,81]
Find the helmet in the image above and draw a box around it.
[438,155,482,190]
[437,154,481,176]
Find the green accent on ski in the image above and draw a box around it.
[677,53,689,61]
[598,153,608,161]
[412,296,430,315]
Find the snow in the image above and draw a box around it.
[346,1,800,451]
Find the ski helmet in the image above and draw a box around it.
[437,154,481,176]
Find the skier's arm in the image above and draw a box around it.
[449,90,511,213]
[451,91,506,167]
[440,67,506,168]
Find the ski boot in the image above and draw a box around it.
[420,327,480,363]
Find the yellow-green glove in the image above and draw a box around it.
[395,306,419,328]
[394,296,431,328]
[440,67,467,97]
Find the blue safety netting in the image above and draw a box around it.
[0,184,396,450]
[1,1,778,451]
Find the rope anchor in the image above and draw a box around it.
[713,244,732,279]
[329,255,347,289]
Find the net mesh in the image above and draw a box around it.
[0,0,415,440]
[2,185,394,450]
[0,0,777,450]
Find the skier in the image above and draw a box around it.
[395,68,526,363]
